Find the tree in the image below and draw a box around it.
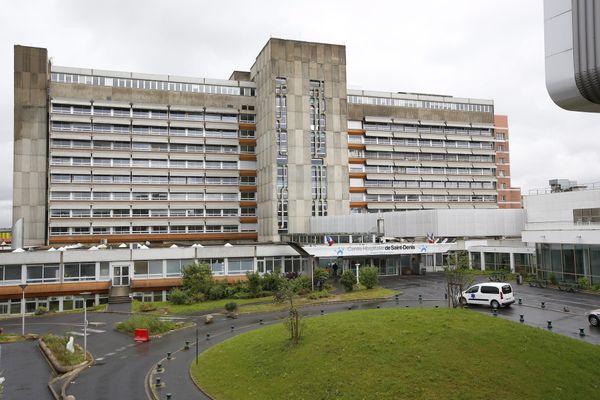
[445,251,473,308]
[274,278,305,344]
[359,266,379,289]
[182,263,214,301]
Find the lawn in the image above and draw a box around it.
[192,308,600,400]
[131,296,273,314]
[238,287,396,313]
[0,333,26,343]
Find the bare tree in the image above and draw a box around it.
[274,278,304,344]
[445,251,473,308]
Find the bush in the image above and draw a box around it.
[577,277,591,290]
[207,283,227,300]
[139,303,157,312]
[246,272,263,296]
[224,302,238,313]
[340,269,356,292]
[116,315,177,335]
[35,306,49,316]
[359,266,379,289]
[285,271,299,280]
[549,273,558,285]
[313,267,329,284]
[294,275,312,292]
[169,288,193,305]
[232,291,254,299]
[262,272,283,292]
[182,262,214,296]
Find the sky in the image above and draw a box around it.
[0,0,599,227]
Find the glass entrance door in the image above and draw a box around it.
[112,265,130,286]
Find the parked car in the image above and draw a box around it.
[459,282,515,309]
[586,309,600,327]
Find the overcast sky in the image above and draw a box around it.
[1,0,598,228]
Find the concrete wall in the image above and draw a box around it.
[251,38,349,241]
[13,45,49,246]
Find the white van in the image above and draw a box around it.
[459,282,515,308]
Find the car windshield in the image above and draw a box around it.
[501,285,512,294]
[466,286,478,293]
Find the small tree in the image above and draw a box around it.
[359,266,379,289]
[274,278,304,344]
[445,251,473,308]
[340,269,356,292]
[182,263,214,301]
[246,271,263,297]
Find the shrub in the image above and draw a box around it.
[169,288,193,305]
[139,303,157,312]
[359,266,379,289]
[340,269,356,292]
[313,267,329,290]
[577,277,591,290]
[182,262,214,296]
[116,315,177,335]
[262,272,283,292]
[224,302,238,313]
[35,306,49,316]
[294,275,312,292]
[307,290,332,300]
[232,291,254,299]
[549,273,557,285]
[246,272,263,296]
[207,283,227,300]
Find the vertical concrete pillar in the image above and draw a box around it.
[468,252,473,270]
[509,253,516,273]
[480,252,486,271]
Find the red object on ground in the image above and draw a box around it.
[134,328,150,342]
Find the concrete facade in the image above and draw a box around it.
[13,45,49,246]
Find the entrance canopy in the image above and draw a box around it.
[303,242,457,258]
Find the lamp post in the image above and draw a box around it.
[80,292,92,360]
[18,284,28,336]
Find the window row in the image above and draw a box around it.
[49,191,256,201]
[51,121,245,138]
[50,207,256,218]
[50,174,255,186]
[359,122,493,137]
[347,95,493,113]
[50,73,256,96]
[51,139,250,154]
[50,156,239,170]
[361,194,497,202]
[353,151,494,163]
[350,136,495,149]
[361,180,495,189]
[49,224,254,236]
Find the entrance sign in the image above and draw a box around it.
[304,242,457,258]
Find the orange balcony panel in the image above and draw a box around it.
[348,129,366,135]
[239,185,257,192]
[239,170,257,177]
[348,158,366,164]
[350,202,368,208]
[349,172,367,179]
[350,187,367,193]
[131,278,183,290]
[239,138,257,145]
[239,201,257,208]
[240,216,258,223]
[239,154,257,161]
[348,143,366,150]
[239,123,256,131]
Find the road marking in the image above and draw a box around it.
[105,352,116,356]
[95,357,105,361]
[84,328,105,333]
[66,331,87,337]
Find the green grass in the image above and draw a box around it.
[192,308,600,400]
[42,334,86,366]
[115,314,179,335]
[0,333,26,343]
[239,287,397,313]
[131,297,273,314]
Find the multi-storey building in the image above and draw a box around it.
[13,38,520,247]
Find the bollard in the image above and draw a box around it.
[156,363,162,371]
[155,377,161,388]
[492,308,498,317]
[231,326,234,332]
[418,295,423,303]
[348,306,352,310]
[184,341,190,350]
[166,394,172,400]
[579,328,586,337]
[376,305,380,309]
[167,352,172,360]
[547,320,552,330]
[444,293,448,300]
[518,298,522,305]
[320,310,324,315]
[541,302,545,309]
[405,305,409,308]
[206,333,210,341]
[259,319,263,325]
[435,305,439,309]
[519,314,524,323]
[395,294,399,301]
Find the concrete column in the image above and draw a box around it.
[468,252,473,270]
[480,252,486,271]
[509,253,515,273]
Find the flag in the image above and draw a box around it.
[325,235,335,246]
[427,233,437,244]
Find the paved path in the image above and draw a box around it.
[1,340,53,399]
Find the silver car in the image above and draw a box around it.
[587,309,600,327]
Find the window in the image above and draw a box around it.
[26,264,59,283]
[227,258,254,275]
[0,265,22,283]
[64,263,96,281]
[240,192,256,201]
[480,286,500,294]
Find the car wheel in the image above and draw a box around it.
[490,300,500,309]
[459,297,468,306]
[589,315,600,327]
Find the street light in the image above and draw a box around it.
[18,284,28,336]
[80,292,92,360]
